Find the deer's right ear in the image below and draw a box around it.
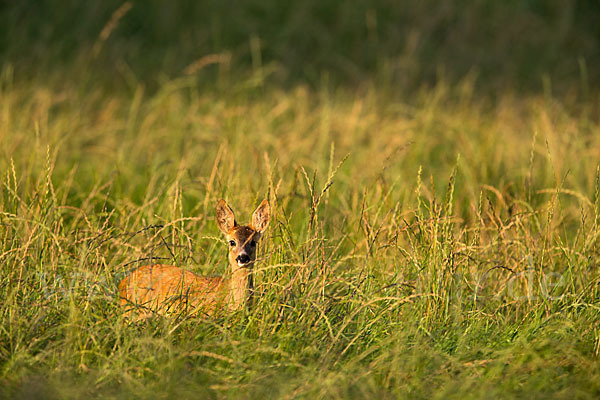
[216,199,236,234]
[251,199,271,233]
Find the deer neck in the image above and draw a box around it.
[229,263,254,310]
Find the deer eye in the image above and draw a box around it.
[250,240,256,247]
[229,240,236,247]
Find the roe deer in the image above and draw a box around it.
[119,199,271,318]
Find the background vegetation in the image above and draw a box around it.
[1,1,599,398]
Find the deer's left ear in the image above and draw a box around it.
[251,199,271,233]
[216,199,237,234]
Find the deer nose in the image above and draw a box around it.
[236,254,251,264]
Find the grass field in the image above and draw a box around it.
[2,2,600,399]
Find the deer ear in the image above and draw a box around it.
[216,199,236,234]
[251,199,271,233]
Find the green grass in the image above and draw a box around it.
[2,2,600,399]
[1,70,599,399]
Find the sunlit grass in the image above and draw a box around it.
[1,68,599,398]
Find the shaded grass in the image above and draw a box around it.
[1,69,600,399]
[2,1,599,95]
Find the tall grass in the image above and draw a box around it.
[1,62,599,398]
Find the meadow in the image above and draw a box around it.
[1,1,600,398]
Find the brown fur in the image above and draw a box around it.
[119,199,270,319]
